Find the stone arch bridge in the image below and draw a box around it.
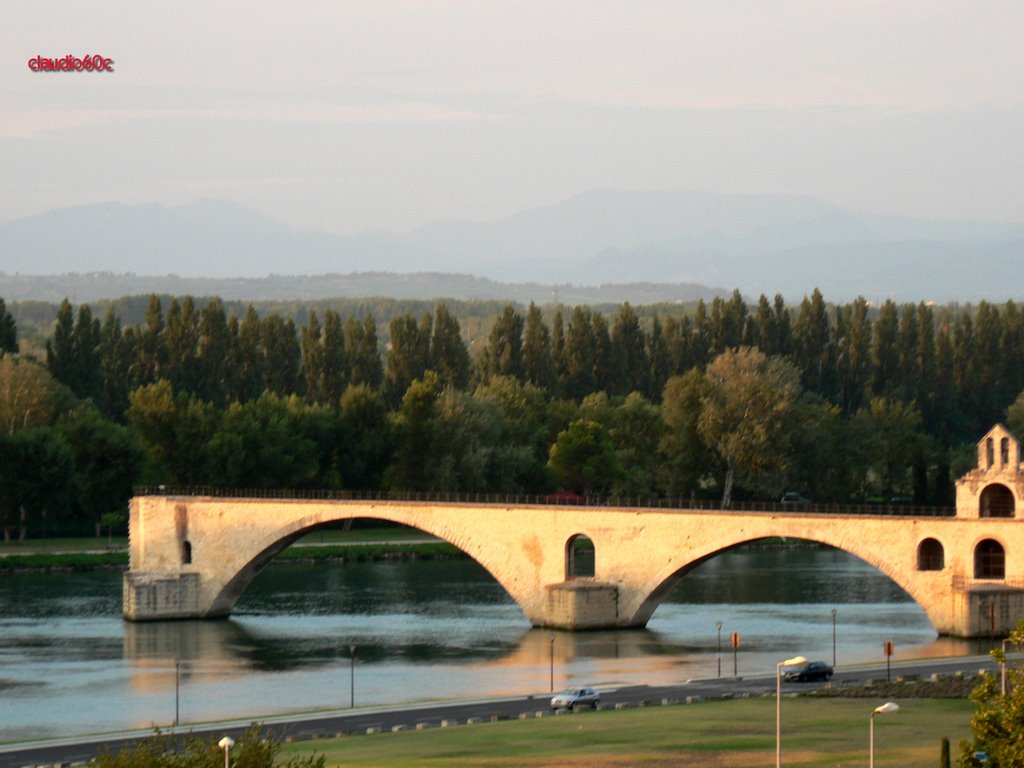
[124,425,1024,638]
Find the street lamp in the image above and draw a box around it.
[349,644,356,708]
[716,621,723,678]
[174,657,180,727]
[776,655,807,768]
[217,736,234,768]
[549,634,555,693]
[869,702,899,768]
[831,608,837,667]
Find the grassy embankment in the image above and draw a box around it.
[0,528,461,571]
[282,696,974,768]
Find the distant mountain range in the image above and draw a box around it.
[2,190,1022,303]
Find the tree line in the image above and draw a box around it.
[2,289,1024,541]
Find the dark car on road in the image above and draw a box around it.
[781,660,833,682]
[550,687,600,711]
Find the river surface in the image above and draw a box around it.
[0,546,994,742]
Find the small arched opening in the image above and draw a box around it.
[986,438,995,468]
[975,539,1005,580]
[917,538,944,571]
[980,484,1015,518]
[565,534,595,579]
[181,540,193,565]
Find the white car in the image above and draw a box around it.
[550,687,600,711]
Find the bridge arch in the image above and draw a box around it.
[625,532,946,633]
[199,508,530,620]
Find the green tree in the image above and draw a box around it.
[127,379,217,485]
[227,305,264,403]
[522,302,555,391]
[609,303,648,397]
[0,356,71,435]
[0,426,73,541]
[958,621,1024,767]
[429,304,470,389]
[59,407,143,536]
[196,297,231,406]
[386,371,442,491]
[484,303,525,381]
[658,369,717,500]
[260,314,300,396]
[136,294,167,385]
[698,347,804,507]
[346,315,383,390]
[386,313,431,405]
[546,418,622,495]
[45,299,77,391]
[855,397,924,500]
[473,375,549,492]
[339,383,391,489]
[0,297,17,355]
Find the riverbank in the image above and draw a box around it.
[0,529,463,572]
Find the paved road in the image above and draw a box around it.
[0,654,1001,768]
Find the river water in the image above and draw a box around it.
[0,546,993,742]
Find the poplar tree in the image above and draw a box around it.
[522,302,555,391]
[0,297,17,355]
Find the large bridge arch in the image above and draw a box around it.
[205,511,526,618]
[624,532,943,632]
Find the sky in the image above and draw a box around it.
[3,1,1024,235]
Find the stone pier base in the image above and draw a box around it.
[951,586,1024,638]
[543,580,624,629]
[123,572,202,621]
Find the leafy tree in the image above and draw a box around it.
[609,303,647,397]
[563,306,597,399]
[958,621,1024,767]
[0,356,71,435]
[0,297,17,355]
[320,309,348,405]
[386,313,431,405]
[136,294,167,385]
[127,380,217,485]
[1005,392,1024,443]
[196,297,231,406]
[546,418,622,495]
[698,347,804,507]
[484,303,525,381]
[429,304,470,389]
[473,375,549,492]
[658,369,716,500]
[227,305,264,403]
[0,426,73,542]
[59,407,143,536]
[339,383,391,489]
[45,299,77,391]
[854,397,924,500]
[165,297,200,394]
[97,308,136,419]
[301,310,327,402]
[871,299,900,398]
[522,302,555,391]
[260,314,301,396]
[346,315,383,390]
[386,371,442,491]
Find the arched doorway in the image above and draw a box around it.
[565,534,595,579]
[974,539,1006,579]
[917,538,944,571]
[980,484,1015,518]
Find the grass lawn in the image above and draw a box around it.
[282,697,974,767]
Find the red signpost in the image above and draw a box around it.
[883,640,894,682]
[731,632,740,677]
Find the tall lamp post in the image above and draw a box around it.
[218,736,234,768]
[549,634,555,692]
[716,621,723,678]
[869,702,899,768]
[776,655,807,768]
[174,657,180,727]
[831,608,837,667]
[349,644,356,709]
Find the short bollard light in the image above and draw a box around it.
[775,655,807,768]
[869,702,899,768]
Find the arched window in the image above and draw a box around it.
[917,538,944,571]
[980,484,1015,518]
[975,539,1005,580]
[181,540,192,565]
[987,438,995,468]
[1001,437,1011,466]
[565,534,595,579]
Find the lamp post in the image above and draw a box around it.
[549,634,555,692]
[716,621,723,678]
[349,644,356,709]
[174,657,180,727]
[217,736,234,768]
[869,702,899,768]
[831,608,837,667]
[776,655,807,768]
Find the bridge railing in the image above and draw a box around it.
[134,486,955,517]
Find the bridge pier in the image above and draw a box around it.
[542,580,633,630]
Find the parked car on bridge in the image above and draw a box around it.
[780,492,810,505]
[781,660,833,682]
[550,687,600,711]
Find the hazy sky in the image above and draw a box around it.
[3,1,1023,234]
